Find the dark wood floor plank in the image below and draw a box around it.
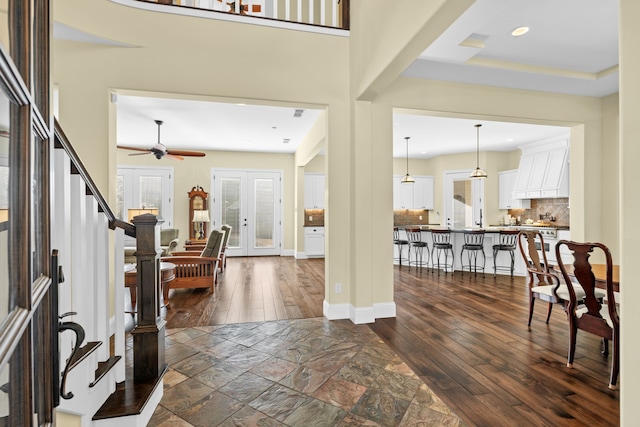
[158,257,619,426]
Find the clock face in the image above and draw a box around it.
[193,195,204,210]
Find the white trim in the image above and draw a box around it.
[350,305,375,324]
[373,302,396,319]
[109,0,349,37]
[295,251,308,259]
[323,300,349,320]
[281,249,295,257]
[323,301,397,323]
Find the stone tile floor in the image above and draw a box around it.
[145,318,467,427]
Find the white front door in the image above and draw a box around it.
[212,169,282,256]
[444,170,485,229]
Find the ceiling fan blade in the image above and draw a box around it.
[128,152,152,157]
[117,145,151,152]
[166,149,206,157]
[165,153,185,161]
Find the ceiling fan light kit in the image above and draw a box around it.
[117,119,206,160]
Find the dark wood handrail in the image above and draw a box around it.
[53,120,135,237]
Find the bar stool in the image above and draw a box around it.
[406,228,429,270]
[393,227,410,266]
[461,229,486,276]
[492,229,519,277]
[431,229,454,274]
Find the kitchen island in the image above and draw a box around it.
[394,226,528,276]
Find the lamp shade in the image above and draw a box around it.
[192,210,210,223]
[128,208,159,222]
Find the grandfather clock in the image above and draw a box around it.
[188,186,209,240]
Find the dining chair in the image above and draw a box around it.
[517,230,582,326]
[555,240,619,390]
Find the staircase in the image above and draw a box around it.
[52,123,165,426]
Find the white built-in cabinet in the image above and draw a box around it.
[304,173,325,209]
[304,227,325,257]
[513,137,570,199]
[498,170,530,209]
[393,175,434,209]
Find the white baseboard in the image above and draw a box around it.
[323,300,350,319]
[295,252,308,259]
[281,249,295,257]
[323,300,396,324]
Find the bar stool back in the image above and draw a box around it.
[461,229,486,276]
[393,227,409,266]
[406,228,429,270]
[431,229,454,274]
[492,229,519,277]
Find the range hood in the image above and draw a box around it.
[513,137,570,199]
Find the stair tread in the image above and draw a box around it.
[90,355,122,388]
[68,341,102,371]
[92,365,167,420]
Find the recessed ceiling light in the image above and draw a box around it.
[511,26,530,37]
[237,103,246,106]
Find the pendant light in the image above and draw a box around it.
[469,124,488,179]
[401,136,415,184]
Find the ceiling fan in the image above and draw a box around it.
[117,120,206,160]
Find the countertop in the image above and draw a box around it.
[395,225,570,232]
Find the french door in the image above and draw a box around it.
[211,169,282,256]
[116,166,174,235]
[444,170,485,229]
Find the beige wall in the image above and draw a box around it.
[117,149,296,250]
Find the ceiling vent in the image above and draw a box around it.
[293,109,304,118]
[283,138,291,144]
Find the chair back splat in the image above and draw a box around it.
[555,240,619,390]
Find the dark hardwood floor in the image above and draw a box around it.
[161,257,619,426]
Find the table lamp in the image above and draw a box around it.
[192,210,210,240]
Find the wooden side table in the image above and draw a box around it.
[124,262,176,311]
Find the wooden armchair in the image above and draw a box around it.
[555,240,619,390]
[220,224,232,272]
[161,229,225,293]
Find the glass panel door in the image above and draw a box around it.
[213,169,281,256]
[444,171,484,229]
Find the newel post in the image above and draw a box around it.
[131,213,166,381]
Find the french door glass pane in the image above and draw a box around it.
[0,0,9,57]
[115,175,124,220]
[0,361,8,421]
[0,88,9,325]
[139,176,161,210]
[221,178,241,247]
[254,179,274,248]
[453,179,473,228]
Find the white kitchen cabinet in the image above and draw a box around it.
[513,138,569,199]
[414,176,435,209]
[498,170,530,209]
[393,175,434,209]
[304,174,325,209]
[304,227,325,257]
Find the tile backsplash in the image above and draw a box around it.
[509,198,570,227]
[394,210,430,226]
[304,209,324,226]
